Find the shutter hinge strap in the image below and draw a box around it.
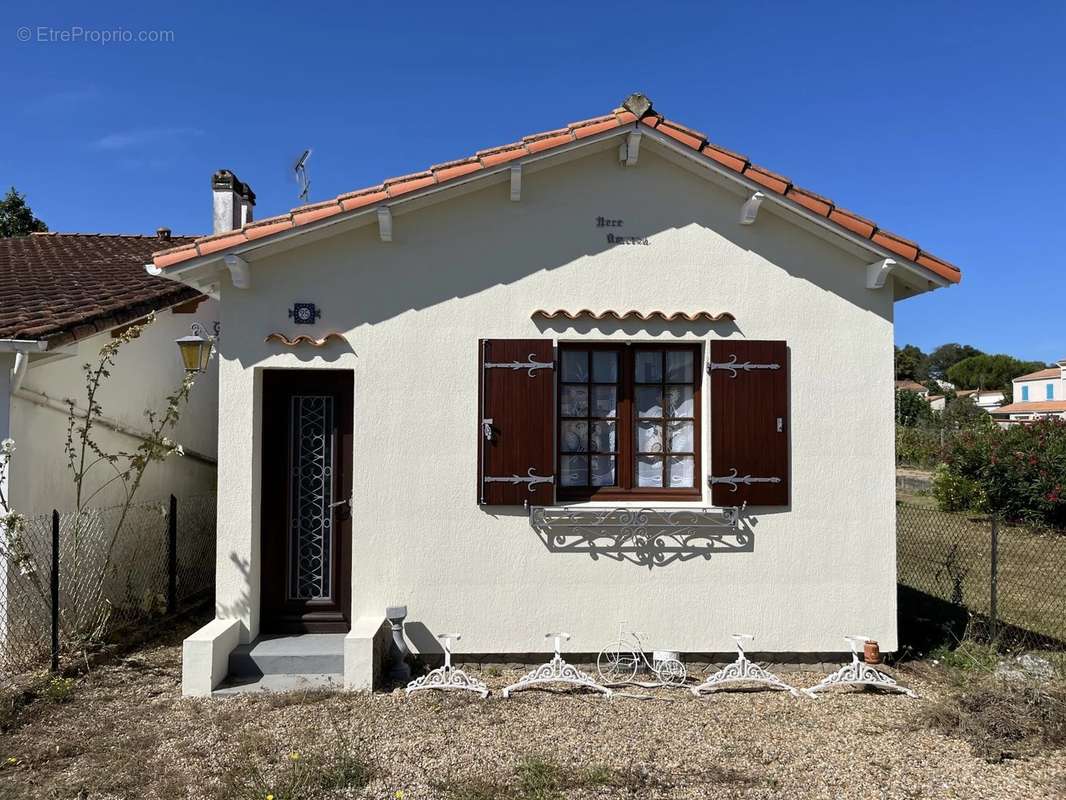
[707,353,781,378]
[484,353,553,377]
[708,469,782,492]
[483,468,554,491]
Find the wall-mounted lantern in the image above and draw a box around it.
[175,322,217,374]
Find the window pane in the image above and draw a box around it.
[665,385,693,418]
[666,456,694,487]
[561,350,588,382]
[591,386,617,418]
[637,455,663,487]
[560,385,588,417]
[634,351,663,383]
[666,350,694,382]
[636,386,662,418]
[591,421,616,452]
[591,455,615,486]
[667,420,694,453]
[636,421,663,453]
[560,455,588,486]
[560,421,588,452]
[592,351,618,382]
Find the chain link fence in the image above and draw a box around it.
[0,493,215,687]
[897,501,1066,649]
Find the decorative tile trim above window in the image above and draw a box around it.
[264,332,347,347]
[533,309,735,323]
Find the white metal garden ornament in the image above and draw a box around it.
[404,633,489,698]
[691,634,800,697]
[501,633,612,698]
[597,623,687,686]
[804,635,917,698]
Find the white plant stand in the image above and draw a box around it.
[804,635,917,698]
[501,633,612,699]
[691,634,800,697]
[404,633,490,699]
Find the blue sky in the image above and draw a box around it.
[3,2,1064,362]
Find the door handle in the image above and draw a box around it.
[328,496,350,509]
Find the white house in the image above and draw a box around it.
[996,361,1066,421]
[150,93,962,695]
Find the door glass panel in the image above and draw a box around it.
[665,385,693,418]
[592,351,619,382]
[666,455,694,487]
[636,387,662,418]
[637,421,664,453]
[666,350,694,381]
[590,421,616,452]
[635,351,662,382]
[560,455,588,486]
[590,455,615,486]
[289,395,334,600]
[667,420,694,452]
[591,386,617,418]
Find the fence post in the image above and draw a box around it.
[50,510,59,673]
[167,494,177,615]
[989,514,999,639]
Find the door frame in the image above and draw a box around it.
[260,368,353,634]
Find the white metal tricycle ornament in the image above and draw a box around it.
[597,622,687,687]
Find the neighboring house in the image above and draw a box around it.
[995,361,1066,421]
[150,93,962,695]
[0,231,219,515]
[894,380,929,396]
[956,388,1006,410]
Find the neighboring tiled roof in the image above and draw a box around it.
[895,380,928,393]
[1014,367,1061,382]
[532,309,734,322]
[153,94,962,284]
[996,401,1066,414]
[0,232,201,346]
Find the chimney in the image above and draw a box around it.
[156,227,172,242]
[211,169,254,234]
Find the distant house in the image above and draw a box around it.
[995,361,1066,421]
[956,388,1005,411]
[894,379,928,396]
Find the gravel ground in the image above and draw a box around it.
[1,622,1064,800]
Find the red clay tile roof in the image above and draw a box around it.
[532,309,735,322]
[1014,367,1061,382]
[153,94,962,285]
[1,232,202,346]
[996,401,1066,414]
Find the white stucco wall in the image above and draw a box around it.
[211,144,898,658]
[1013,375,1062,403]
[8,302,219,517]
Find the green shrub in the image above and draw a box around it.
[896,426,943,468]
[936,419,1066,527]
[931,463,985,513]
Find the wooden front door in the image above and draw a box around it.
[261,370,352,633]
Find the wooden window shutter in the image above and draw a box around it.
[709,340,789,507]
[478,339,555,506]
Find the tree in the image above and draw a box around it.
[927,343,983,379]
[0,187,48,237]
[940,395,991,431]
[896,389,932,427]
[946,354,1048,390]
[894,344,928,381]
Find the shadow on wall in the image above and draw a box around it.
[216,550,253,635]
[528,507,757,569]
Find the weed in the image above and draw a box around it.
[318,746,374,792]
[515,754,562,800]
[916,676,1066,761]
[583,763,615,785]
[930,640,999,674]
[484,665,502,678]
[42,676,76,704]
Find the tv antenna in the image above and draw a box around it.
[293,148,312,203]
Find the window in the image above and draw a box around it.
[557,344,701,500]
[1022,385,1029,401]
[1048,383,1055,400]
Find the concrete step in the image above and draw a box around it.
[213,672,343,696]
[228,633,346,677]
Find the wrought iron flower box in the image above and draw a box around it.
[528,505,747,567]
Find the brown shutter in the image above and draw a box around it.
[709,340,789,507]
[478,339,555,506]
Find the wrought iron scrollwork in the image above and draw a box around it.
[707,353,780,378]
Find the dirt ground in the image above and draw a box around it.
[1,619,1064,800]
